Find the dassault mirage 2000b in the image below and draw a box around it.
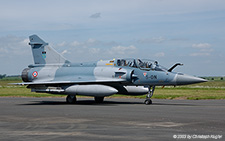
[16,35,207,105]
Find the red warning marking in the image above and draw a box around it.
[32,71,38,77]
[143,72,147,77]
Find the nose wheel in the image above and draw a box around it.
[144,86,155,105]
[144,99,152,105]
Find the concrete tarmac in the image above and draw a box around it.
[0,97,224,141]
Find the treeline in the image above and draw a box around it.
[201,76,224,81]
[0,74,21,80]
[0,74,6,79]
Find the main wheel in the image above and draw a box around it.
[94,97,104,103]
[144,99,152,105]
[66,95,77,104]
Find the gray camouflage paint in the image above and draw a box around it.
[19,35,207,97]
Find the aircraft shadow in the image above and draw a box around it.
[19,100,143,106]
[19,99,197,106]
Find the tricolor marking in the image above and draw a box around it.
[32,71,38,77]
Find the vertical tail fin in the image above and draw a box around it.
[29,35,69,64]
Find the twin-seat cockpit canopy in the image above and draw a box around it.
[116,58,167,71]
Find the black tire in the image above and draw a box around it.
[144,99,152,105]
[66,95,77,104]
[94,97,104,103]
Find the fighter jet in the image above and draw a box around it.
[17,35,207,105]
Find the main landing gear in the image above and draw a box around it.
[66,95,77,104]
[66,95,105,104]
[94,96,104,103]
[144,86,155,105]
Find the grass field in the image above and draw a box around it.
[0,78,225,100]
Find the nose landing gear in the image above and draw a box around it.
[144,86,155,105]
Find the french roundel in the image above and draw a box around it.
[32,71,38,77]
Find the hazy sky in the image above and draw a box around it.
[0,0,225,76]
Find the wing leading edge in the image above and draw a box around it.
[13,79,127,86]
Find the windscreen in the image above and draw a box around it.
[116,58,167,71]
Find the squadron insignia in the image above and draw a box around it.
[42,51,46,59]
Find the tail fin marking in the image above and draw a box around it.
[29,35,69,65]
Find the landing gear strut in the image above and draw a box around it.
[144,86,155,105]
[94,96,104,103]
[66,95,77,104]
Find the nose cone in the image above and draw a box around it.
[176,74,208,85]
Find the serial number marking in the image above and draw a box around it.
[146,75,157,79]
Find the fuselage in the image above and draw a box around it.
[21,58,207,97]
[22,58,204,86]
[17,35,208,104]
